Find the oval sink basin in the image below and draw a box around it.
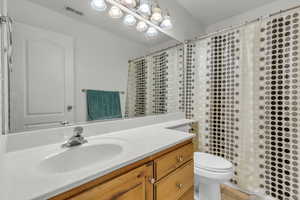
[38,143,123,173]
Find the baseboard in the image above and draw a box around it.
[221,184,250,200]
[222,182,276,200]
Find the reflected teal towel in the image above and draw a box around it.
[86,90,122,121]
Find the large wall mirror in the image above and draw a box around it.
[4,0,184,134]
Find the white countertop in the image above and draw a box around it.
[3,119,195,200]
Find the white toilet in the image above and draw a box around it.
[194,152,234,200]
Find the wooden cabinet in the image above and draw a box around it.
[178,187,194,200]
[155,161,194,200]
[50,140,193,200]
[68,163,153,200]
[154,143,193,180]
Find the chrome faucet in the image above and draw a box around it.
[62,127,88,148]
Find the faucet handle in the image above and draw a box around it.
[62,126,87,148]
[74,126,84,136]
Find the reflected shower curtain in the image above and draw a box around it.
[187,8,300,200]
[125,45,185,118]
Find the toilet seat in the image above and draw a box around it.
[194,152,233,172]
[194,166,234,182]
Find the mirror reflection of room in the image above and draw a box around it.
[7,0,184,133]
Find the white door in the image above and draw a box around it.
[10,23,74,132]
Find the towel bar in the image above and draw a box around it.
[81,89,125,95]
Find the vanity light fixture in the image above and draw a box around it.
[123,14,137,26]
[138,0,151,16]
[136,21,148,32]
[91,0,172,39]
[146,27,158,38]
[109,6,123,18]
[121,0,137,8]
[91,0,107,11]
[160,11,172,30]
[150,2,163,24]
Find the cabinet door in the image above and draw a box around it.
[69,163,153,200]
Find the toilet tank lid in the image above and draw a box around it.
[194,152,233,171]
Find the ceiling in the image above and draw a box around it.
[176,0,277,26]
[27,0,176,47]
[20,0,281,45]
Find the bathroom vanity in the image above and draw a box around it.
[51,140,194,200]
[3,114,195,200]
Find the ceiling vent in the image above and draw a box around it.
[65,6,84,16]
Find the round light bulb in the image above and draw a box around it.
[160,16,172,30]
[151,8,163,23]
[123,15,137,26]
[139,3,151,15]
[91,0,107,11]
[121,0,137,8]
[136,21,148,32]
[109,6,123,18]
[146,27,158,38]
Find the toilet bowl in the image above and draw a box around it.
[194,152,234,200]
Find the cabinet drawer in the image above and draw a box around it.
[154,143,193,180]
[178,187,194,200]
[155,161,194,200]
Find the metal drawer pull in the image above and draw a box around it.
[60,121,70,126]
[176,183,184,189]
[177,156,184,163]
[149,177,156,184]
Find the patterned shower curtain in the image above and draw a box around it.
[186,8,300,200]
[125,45,185,118]
[254,10,300,200]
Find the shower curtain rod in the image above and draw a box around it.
[128,42,182,62]
[128,4,300,62]
[187,4,300,42]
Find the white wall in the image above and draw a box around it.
[147,39,180,53]
[0,1,7,196]
[0,135,7,199]
[0,135,8,200]
[206,0,300,33]
[161,0,205,42]
[8,0,149,123]
[0,0,5,134]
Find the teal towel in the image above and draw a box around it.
[86,90,122,121]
